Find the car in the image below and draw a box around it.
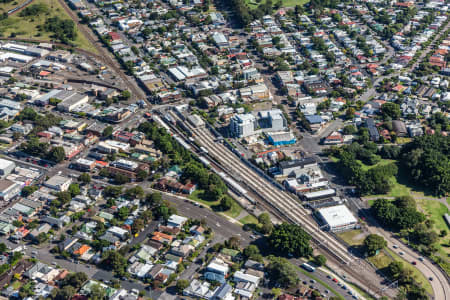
[342,285,347,290]
[310,279,315,283]
[429,277,433,281]
[31,251,37,255]
[393,245,398,249]
[399,251,404,255]
[412,261,417,265]
[250,235,256,239]
[52,262,57,266]
[324,290,329,294]
[332,278,338,283]
[418,257,424,262]
[309,285,315,289]
[326,275,331,279]
[302,281,307,285]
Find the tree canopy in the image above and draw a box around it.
[401,134,450,196]
[364,234,387,256]
[266,256,299,288]
[268,223,312,257]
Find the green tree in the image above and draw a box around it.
[146,192,163,207]
[220,195,233,211]
[47,146,65,163]
[272,288,282,298]
[313,254,327,266]
[0,243,7,254]
[21,185,38,197]
[268,223,312,257]
[102,126,114,138]
[243,245,263,262]
[90,284,106,300]
[78,173,91,184]
[115,173,130,184]
[125,186,144,199]
[101,251,127,275]
[258,212,273,234]
[346,107,356,119]
[61,272,88,289]
[68,183,80,197]
[266,256,299,288]
[364,234,387,256]
[56,191,71,205]
[381,102,401,120]
[51,285,76,300]
[131,218,144,234]
[104,186,122,198]
[176,279,190,294]
[120,90,131,100]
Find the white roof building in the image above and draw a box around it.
[318,204,358,232]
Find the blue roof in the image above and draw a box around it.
[204,272,226,284]
[305,115,323,124]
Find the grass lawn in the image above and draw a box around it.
[189,189,243,219]
[295,266,345,300]
[0,0,28,13]
[223,201,243,219]
[367,251,392,269]
[245,0,309,9]
[0,0,96,53]
[239,214,259,225]
[11,281,21,290]
[415,198,450,258]
[386,249,433,295]
[357,159,395,172]
[336,229,366,246]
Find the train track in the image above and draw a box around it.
[159,111,394,298]
[57,0,145,100]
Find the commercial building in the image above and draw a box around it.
[302,188,336,201]
[55,91,89,112]
[230,114,256,138]
[71,158,96,172]
[317,204,358,232]
[0,179,21,201]
[267,131,296,146]
[44,175,72,192]
[279,157,317,177]
[0,158,15,178]
[257,109,286,132]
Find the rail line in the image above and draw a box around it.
[157,111,395,298]
[57,0,145,100]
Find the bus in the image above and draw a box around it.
[301,263,316,272]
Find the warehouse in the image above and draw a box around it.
[44,175,72,192]
[0,158,15,178]
[0,179,21,201]
[317,204,358,232]
[56,91,89,112]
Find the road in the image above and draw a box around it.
[163,110,396,298]
[364,214,449,300]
